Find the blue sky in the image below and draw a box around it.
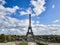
[0,0,60,35]
[2,0,60,24]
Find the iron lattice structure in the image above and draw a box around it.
[26,14,35,41]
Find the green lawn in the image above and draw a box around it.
[20,42,27,45]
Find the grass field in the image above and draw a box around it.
[20,42,27,45]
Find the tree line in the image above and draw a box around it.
[0,34,60,43]
[35,35,60,43]
[0,34,25,42]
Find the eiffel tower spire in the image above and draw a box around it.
[26,14,34,41]
[29,14,31,27]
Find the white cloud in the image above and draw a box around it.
[53,20,60,23]
[36,21,40,24]
[20,11,28,15]
[0,15,35,35]
[20,0,46,16]
[20,7,34,16]
[0,0,6,5]
[0,0,60,35]
[0,16,60,35]
[52,4,55,8]
[0,16,24,35]
[31,24,60,35]
[0,4,20,27]
[31,0,46,15]
[6,6,19,13]
[0,5,19,17]
[0,0,19,18]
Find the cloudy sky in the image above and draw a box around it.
[0,0,60,35]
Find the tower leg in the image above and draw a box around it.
[26,27,35,41]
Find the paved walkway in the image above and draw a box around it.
[0,42,16,45]
[28,42,37,45]
[0,42,60,45]
[48,43,60,45]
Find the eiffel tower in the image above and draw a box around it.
[26,14,34,41]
